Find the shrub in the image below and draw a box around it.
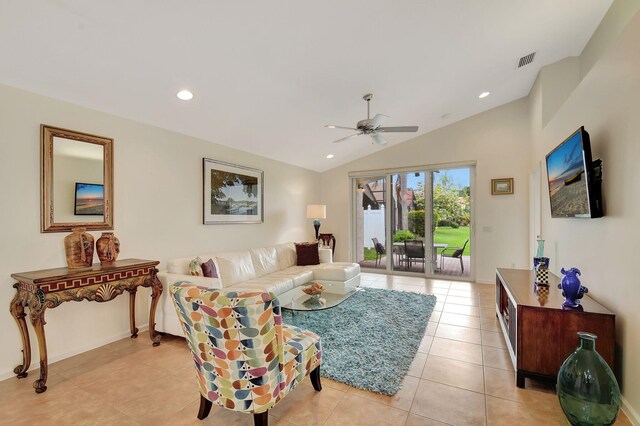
[393,230,415,242]
[437,219,460,229]
[408,210,425,237]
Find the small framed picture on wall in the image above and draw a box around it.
[491,178,514,195]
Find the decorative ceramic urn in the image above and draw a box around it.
[64,227,94,269]
[558,267,588,308]
[96,232,120,266]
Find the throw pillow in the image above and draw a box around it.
[188,257,203,276]
[200,258,218,278]
[295,242,320,266]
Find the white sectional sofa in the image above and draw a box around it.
[156,243,360,336]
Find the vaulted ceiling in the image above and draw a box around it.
[0,1,612,171]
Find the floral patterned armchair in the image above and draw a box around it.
[170,282,322,426]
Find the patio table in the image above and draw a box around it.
[393,242,447,272]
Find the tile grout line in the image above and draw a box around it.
[321,382,350,426]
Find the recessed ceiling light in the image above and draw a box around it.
[326,125,336,129]
[177,90,194,101]
[479,92,490,99]
[326,154,334,159]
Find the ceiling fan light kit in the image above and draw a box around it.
[327,93,419,145]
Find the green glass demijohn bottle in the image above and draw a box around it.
[557,332,621,425]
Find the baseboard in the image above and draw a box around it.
[622,395,640,426]
[0,324,149,382]
[475,278,495,285]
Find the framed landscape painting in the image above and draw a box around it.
[203,158,264,224]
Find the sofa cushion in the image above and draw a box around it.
[276,243,297,270]
[167,254,217,275]
[250,246,279,277]
[214,251,256,286]
[267,267,314,287]
[312,262,360,281]
[295,242,320,266]
[188,257,203,276]
[231,276,294,295]
[200,258,218,278]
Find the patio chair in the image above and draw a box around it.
[372,237,386,267]
[440,239,469,274]
[170,282,322,426]
[403,240,425,272]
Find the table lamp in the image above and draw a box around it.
[306,205,326,240]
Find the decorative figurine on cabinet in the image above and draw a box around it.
[558,267,589,308]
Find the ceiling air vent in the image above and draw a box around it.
[517,52,536,68]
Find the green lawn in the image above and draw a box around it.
[364,247,384,261]
[362,226,469,260]
[434,226,471,255]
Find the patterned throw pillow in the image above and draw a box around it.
[295,242,320,266]
[200,258,218,278]
[188,257,203,276]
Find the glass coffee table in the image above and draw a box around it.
[279,282,362,312]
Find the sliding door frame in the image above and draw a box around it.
[349,160,476,282]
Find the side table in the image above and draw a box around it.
[318,233,336,255]
[10,258,163,393]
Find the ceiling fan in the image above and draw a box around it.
[326,93,418,145]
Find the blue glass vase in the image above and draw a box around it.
[559,267,588,308]
[557,332,620,425]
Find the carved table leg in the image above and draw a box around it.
[148,271,163,347]
[9,289,31,379]
[129,288,139,339]
[31,309,49,394]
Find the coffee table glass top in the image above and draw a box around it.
[279,284,362,311]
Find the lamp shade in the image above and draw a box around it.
[306,205,326,219]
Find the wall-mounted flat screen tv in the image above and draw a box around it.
[545,126,603,218]
[74,183,104,215]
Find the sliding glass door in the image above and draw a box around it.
[389,171,426,273]
[431,168,472,278]
[352,164,474,280]
[354,176,388,271]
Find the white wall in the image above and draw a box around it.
[0,83,320,380]
[528,9,640,421]
[320,98,532,283]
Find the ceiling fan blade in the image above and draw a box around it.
[377,126,419,133]
[371,132,387,145]
[370,114,389,129]
[332,132,364,143]
[325,125,359,131]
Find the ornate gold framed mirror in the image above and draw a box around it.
[41,125,114,232]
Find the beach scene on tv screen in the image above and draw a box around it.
[547,132,588,216]
[75,183,104,215]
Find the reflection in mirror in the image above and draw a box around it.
[41,125,113,233]
[53,137,105,223]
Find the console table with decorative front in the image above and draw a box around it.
[10,258,163,393]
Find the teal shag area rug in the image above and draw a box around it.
[281,288,437,396]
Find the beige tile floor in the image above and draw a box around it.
[0,273,632,426]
